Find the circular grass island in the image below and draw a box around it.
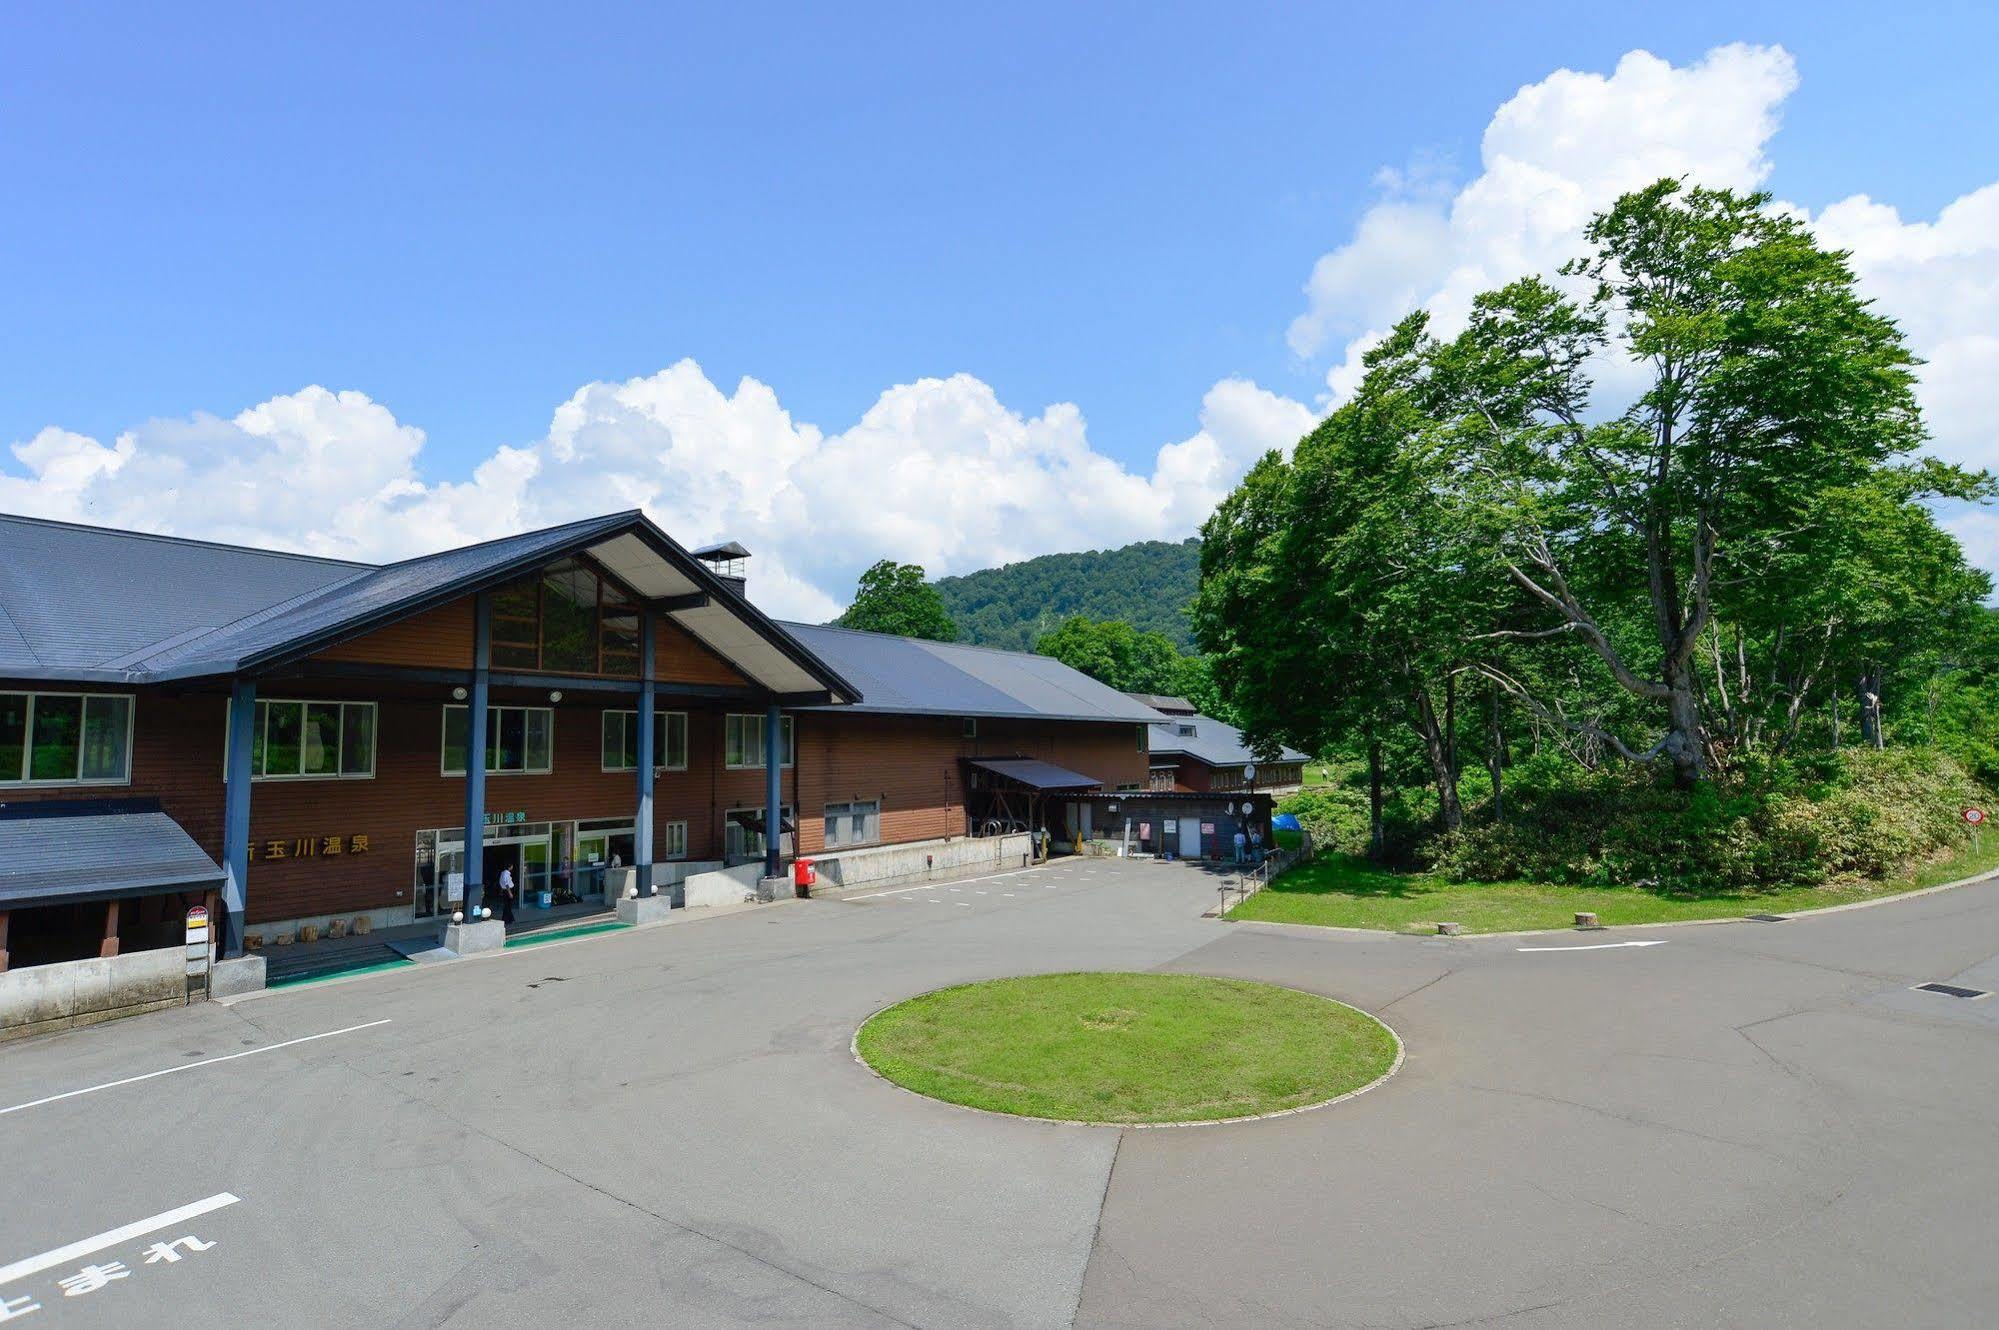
[854,972,1400,1125]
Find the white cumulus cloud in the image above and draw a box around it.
[1,366,1315,621]
[1286,40,1999,575]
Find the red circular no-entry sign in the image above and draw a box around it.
[1963,807,1986,826]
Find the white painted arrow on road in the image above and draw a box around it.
[1516,940,1669,952]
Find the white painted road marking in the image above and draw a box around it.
[1515,940,1669,953]
[0,1019,393,1120]
[846,883,943,900]
[0,1193,239,1288]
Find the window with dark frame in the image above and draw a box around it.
[485,557,644,678]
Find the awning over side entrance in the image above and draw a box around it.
[0,800,223,911]
[966,758,1102,790]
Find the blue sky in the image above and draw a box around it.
[4,3,1998,614]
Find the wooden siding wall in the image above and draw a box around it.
[655,618,750,688]
[313,593,751,691]
[316,600,472,668]
[1,679,1147,925]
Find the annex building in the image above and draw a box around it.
[0,510,1164,994]
[1134,695,1308,793]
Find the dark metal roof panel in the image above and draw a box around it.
[130,512,635,677]
[0,514,362,675]
[1146,712,1310,767]
[0,803,223,908]
[967,757,1103,790]
[780,624,1162,724]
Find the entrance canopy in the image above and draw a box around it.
[0,800,222,911]
[966,758,1101,791]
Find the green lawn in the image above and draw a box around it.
[1230,838,1999,935]
[854,972,1398,1124]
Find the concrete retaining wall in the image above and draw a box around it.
[680,862,764,909]
[809,834,1035,893]
[1,946,190,1043]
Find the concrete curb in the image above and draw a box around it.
[1222,864,1999,943]
[848,972,1405,1130]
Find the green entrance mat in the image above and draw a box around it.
[504,920,630,948]
[269,958,414,988]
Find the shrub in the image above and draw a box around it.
[1428,746,1983,891]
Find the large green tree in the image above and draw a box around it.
[1035,614,1190,695]
[836,560,958,641]
[1432,179,1976,785]
[1196,321,1502,830]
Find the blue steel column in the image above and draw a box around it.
[763,701,783,880]
[634,607,656,897]
[462,590,490,920]
[220,678,257,957]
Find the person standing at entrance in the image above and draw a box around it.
[1232,828,1248,864]
[496,864,517,923]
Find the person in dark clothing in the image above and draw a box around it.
[495,863,517,923]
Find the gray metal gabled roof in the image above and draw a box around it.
[0,514,364,680]
[780,623,1163,724]
[1145,712,1310,768]
[124,512,643,679]
[0,510,859,702]
[0,800,223,909]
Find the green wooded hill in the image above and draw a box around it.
[932,539,1202,651]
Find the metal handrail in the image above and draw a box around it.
[1217,832,1313,917]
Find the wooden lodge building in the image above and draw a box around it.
[0,510,1164,982]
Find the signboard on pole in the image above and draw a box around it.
[185,906,211,997]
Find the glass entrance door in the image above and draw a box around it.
[575,830,610,900]
[415,839,466,920]
[415,826,549,918]
[521,839,551,908]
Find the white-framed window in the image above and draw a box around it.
[442,704,553,775]
[823,799,881,850]
[662,820,688,860]
[724,713,793,768]
[1,691,133,787]
[600,709,689,772]
[226,699,377,781]
[1175,722,1197,737]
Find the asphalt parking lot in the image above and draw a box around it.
[2,854,1997,1328]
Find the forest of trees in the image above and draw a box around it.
[1196,179,1997,888]
[931,540,1203,652]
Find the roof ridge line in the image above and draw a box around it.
[0,510,376,569]
[117,564,381,674]
[786,619,1062,663]
[370,510,642,570]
